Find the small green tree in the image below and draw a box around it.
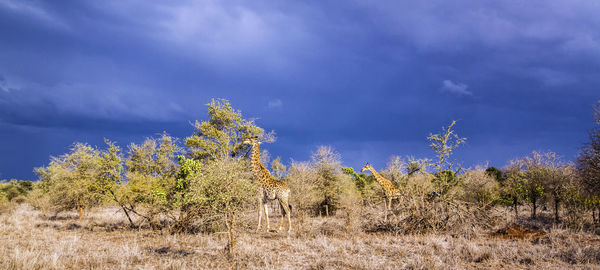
[36,143,104,219]
[0,179,33,202]
[89,140,138,226]
[501,160,526,220]
[485,167,504,182]
[181,156,255,254]
[124,133,182,227]
[520,152,553,219]
[427,121,466,195]
[341,167,379,204]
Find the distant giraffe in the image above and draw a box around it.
[361,163,402,218]
[243,137,292,233]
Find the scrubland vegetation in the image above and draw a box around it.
[1,98,600,269]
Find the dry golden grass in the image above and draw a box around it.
[1,204,600,269]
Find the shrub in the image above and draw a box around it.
[35,143,104,217]
[461,167,500,207]
[0,179,33,202]
[286,146,361,217]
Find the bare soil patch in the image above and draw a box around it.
[491,223,547,240]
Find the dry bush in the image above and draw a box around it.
[404,173,435,197]
[364,173,501,238]
[373,199,499,238]
[286,146,361,219]
[285,160,321,222]
[461,167,500,207]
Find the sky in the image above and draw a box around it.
[1,0,599,180]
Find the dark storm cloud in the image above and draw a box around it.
[0,0,599,178]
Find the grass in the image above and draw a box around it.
[1,204,600,269]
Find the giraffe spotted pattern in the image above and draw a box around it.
[243,137,292,233]
[361,163,401,218]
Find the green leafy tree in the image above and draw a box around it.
[520,152,554,219]
[124,133,182,226]
[341,167,379,204]
[180,156,255,254]
[0,179,33,202]
[185,98,264,160]
[36,143,104,219]
[500,161,526,219]
[89,140,140,226]
[485,167,504,182]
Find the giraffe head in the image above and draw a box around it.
[242,136,259,145]
[361,163,373,173]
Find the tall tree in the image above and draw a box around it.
[185,99,265,160]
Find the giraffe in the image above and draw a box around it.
[361,163,402,218]
[243,136,292,233]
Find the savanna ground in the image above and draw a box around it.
[2,203,600,270]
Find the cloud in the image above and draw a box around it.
[0,78,187,129]
[267,99,283,109]
[441,80,472,96]
[0,0,70,30]
[82,0,315,72]
[529,68,578,87]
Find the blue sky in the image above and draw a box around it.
[1,0,599,180]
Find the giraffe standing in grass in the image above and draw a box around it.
[243,137,292,233]
[361,163,402,218]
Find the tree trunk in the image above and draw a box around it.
[531,199,537,219]
[554,198,560,223]
[513,197,519,220]
[109,190,135,227]
[122,206,135,227]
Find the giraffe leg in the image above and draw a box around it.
[384,197,389,221]
[281,202,292,233]
[256,198,263,232]
[278,200,285,231]
[278,199,292,232]
[264,203,271,231]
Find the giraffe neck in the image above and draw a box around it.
[250,142,270,185]
[369,167,393,191]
